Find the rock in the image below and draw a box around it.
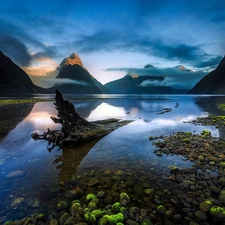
[101,213,124,224]
[219,190,225,205]
[35,213,45,222]
[11,197,24,206]
[84,212,96,224]
[92,209,103,219]
[144,189,155,195]
[218,162,225,168]
[219,177,225,187]
[133,185,145,198]
[210,205,225,220]
[86,193,99,204]
[199,200,212,212]
[57,200,68,210]
[87,177,99,186]
[27,198,40,208]
[165,210,173,218]
[70,202,82,216]
[126,219,139,225]
[195,210,207,221]
[162,148,170,154]
[209,186,220,194]
[97,191,105,198]
[120,192,130,206]
[112,202,121,213]
[172,214,183,223]
[6,170,25,178]
[157,205,167,214]
[104,195,113,204]
[180,167,197,174]
[115,170,124,175]
[88,202,97,211]
[49,219,58,225]
[141,218,153,225]
[64,216,76,225]
[59,213,70,225]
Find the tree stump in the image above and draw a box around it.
[31,90,132,150]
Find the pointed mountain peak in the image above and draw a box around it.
[144,64,154,68]
[58,52,84,70]
[175,65,193,72]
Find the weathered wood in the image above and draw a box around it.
[31,90,132,150]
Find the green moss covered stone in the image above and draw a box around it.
[120,192,130,206]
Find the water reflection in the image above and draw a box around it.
[0,95,225,223]
[0,104,34,140]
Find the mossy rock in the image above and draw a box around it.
[84,212,96,224]
[112,202,121,212]
[104,213,124,224]
[57,200,68,210]
[35,213,45,222]
[86,193,99,204]
[210,205,225,220]
[199,200,212,212]
[157,205,167,214]
[120,192,130,206]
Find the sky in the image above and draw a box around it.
[0,0,224,89]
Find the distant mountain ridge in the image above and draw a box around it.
[0,50,48,96]
[104,64,194,94]
[50,53,109,94]
[189,56,225,94]
[104,73,174,94]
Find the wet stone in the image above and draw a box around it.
[199,201,212,212]
[195,210,207,221]
[219,177,225,187]
[6,170,26,178]
[87,177,99,186]
[209,185,220,194]
[172,214,183,223]
[133,185,145,198]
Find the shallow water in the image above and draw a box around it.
[0,94,225,222]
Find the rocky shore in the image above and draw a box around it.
[3,112,225,225]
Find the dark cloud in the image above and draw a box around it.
[0,33,58,68]
[0,35,32,66]
[194,56,223,68]
[74,30,221,69]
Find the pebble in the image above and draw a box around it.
[6,170,25,178]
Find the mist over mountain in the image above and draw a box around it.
[104,64,199,94]
[189,56,225,94]
[50,53,109,94]
[0,50,48,96]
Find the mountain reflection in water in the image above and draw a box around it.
[0,95,225,223]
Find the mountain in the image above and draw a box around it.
[189,56,225,94]
[50,53,109,94]
[0,50,48,96]
[104,72,173,94]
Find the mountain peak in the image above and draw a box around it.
[175,65,193,72]
[58,52,84,70]
[144,64,154,68]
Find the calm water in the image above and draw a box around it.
[0,94,225,222]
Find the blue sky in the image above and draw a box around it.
[0,0,224,88]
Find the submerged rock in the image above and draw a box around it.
[6,170,25,178]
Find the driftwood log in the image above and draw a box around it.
[31,90,132,150]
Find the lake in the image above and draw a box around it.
[0,94,225,224]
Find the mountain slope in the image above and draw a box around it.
[0,50,48,96]
[105,74,173,94]
[50,53,109,94]
[189,56,225,94]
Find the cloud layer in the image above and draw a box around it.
[0,0,224,86]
